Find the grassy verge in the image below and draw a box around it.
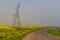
[47,28,60,37]
[0,26,43,40]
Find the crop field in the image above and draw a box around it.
[0,26,42,40]
[47,28,60,37]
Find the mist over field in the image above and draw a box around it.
[0,0,60,26]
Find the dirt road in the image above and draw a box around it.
[23,28,60,40]
[23,31,47,40]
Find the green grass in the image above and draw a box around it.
[47,28,60,37]
[0,26,42,40]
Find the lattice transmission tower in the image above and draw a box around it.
[13,2,20,27]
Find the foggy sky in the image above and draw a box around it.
[0,0,60,26]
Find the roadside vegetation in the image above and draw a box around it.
[0,26,43,40]
[47,27,60,37]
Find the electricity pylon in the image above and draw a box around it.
[13,2,20,27]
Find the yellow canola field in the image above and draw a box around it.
[0,26,12,30]
[0,25,44,29]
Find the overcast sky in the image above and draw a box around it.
[0,0,60,26]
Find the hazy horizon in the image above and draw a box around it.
[0,0,60,26]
